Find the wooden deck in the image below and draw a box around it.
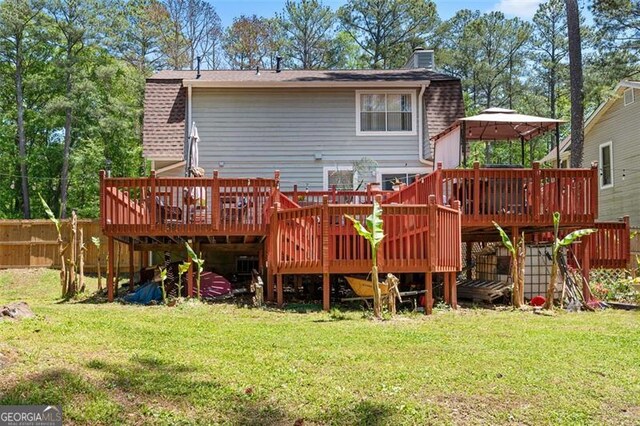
[101,170,278,237]
[100,163,630,311]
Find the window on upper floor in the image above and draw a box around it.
[624,88,635,106]
[599,141,613,188]
[356,91,416,135]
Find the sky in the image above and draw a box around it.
[212,0,546,27]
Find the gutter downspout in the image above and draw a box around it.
[186,85,193,177]
[418,83,431,165]
[187,85,192,138]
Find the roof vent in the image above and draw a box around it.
[404,47,434,70]
[276,56,282,73]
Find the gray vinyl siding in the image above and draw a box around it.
[583,88,640,227]
[189,88,430,190]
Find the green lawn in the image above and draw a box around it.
[0,269,638,425]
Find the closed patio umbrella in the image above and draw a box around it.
[186,122,199,176]
[185,123,205,209]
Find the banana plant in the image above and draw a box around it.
[345,200,385,318]
[91,237,103,291]
[159,267,168,304]
[543,212,596,309]
[492,222,525,308]
[185,242,204,300]
[177,262,191,299]
[40,194,66,297]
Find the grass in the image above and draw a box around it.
[0,269,639,425]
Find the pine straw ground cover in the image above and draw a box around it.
[0,269,638,425]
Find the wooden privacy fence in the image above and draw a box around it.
[0,219,138,273]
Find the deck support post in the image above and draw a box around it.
[129,241,135,292]
[266,272,274,302]
[582,237,591,302]
[276,274,283,307]
[266,202,279,303]
[425,272,433,315]
[294,275,301,294]
[141,249,149,269]
[466,243,473,280]
[187,239,194,298]
[322,195,330,311]
[322,273,330,312]
[107,236,114,302]
[444,272,450,305]
[450,272,458,309]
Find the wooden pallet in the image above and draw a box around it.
[457,279,510,303]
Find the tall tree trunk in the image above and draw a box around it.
[15,34,30,218]
[566,0,584,168]
[59,48,72,218]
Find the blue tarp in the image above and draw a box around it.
[123,282,162,304]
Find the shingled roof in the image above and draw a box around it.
[150,68,458,85]
[143,69,463,160]
[425,80,464,140]
[143,79,186,160]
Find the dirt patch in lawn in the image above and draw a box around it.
[1,302,36,321]
[436,393,529,425]
[0,345,19,370]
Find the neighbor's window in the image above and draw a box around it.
[624,88,635,106]
[599,141,613,188]
[357,91,415,134]
[327,169,355,190]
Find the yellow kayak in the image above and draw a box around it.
[345,276,389,298]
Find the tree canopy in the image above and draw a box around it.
[0,0,638,218]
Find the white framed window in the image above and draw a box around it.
[377,168,427,191]
[355,90,417,136]
[599,141,613,189]
[624,88,635,106]
[323,166,356,190]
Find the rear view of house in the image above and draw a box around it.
[100,49,631,312]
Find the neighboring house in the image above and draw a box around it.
[143,48,464,191]
[541,80,640,227]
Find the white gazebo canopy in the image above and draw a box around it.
[432,108,565,168]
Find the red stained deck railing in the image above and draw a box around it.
[384,170,440,205]
[282,185,393,207]
[418,162,599,228]
[586,218,631,269]
[271,196,462,275]
[100,170,279,236]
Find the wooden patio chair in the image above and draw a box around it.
[221,195,249,224]
[145,192,183,224]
